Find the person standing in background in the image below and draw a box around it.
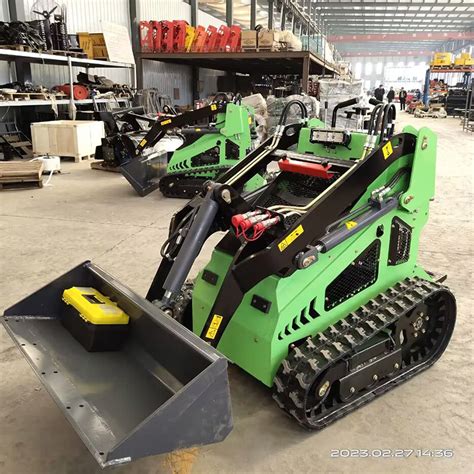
[399,87,407,110]
[387,87,395,103]
[374,84,385,101]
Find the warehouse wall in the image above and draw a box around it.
[348,55,431,92]
[21,0,132,88]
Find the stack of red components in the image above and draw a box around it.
[139,20,242,53]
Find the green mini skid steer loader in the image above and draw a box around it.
[2,101,456,467]
[120,94,263,198]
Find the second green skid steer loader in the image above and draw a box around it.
[3,101,456,467]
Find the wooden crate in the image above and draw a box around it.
[0,161,44,190]
[31,120,105,163]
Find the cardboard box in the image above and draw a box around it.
[93,46,108,59]
[433,52,453,66]
[257,29,279,50]
[90,33,106,46]
[77,32,94,58]
[241,30,257,50]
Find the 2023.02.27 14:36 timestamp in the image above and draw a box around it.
[330,449,454,458]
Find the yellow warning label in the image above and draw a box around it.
[345,220,358,230]
[210,104,217,111]
[382,141,393,160]
[248,116,252,125]
[139,138,147,147]
[205,314,223,340]
[160,119,172,126]
[278,225,304,252]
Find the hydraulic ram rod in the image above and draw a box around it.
[162,190,219,305]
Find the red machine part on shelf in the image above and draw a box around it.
[152,21,162,52]
[56,84,89,100]
[278,158,334,179]
[191,25,207,52]
[139,21,153,52]
[215,25,231,52]
[161,20,174,53]
[173,20,188,52]
[204,25,219,52]
[227,26,241,52]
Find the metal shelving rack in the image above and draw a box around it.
[422,66,473,105]
[0,48,135,115]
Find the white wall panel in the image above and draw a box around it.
[23,0,131,87]
[139,0,191,21]
[138,0,192,105]
[198,9,224,27]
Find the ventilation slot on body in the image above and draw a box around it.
[325,240,381,311]
[278,298,320,340]
[388,217,412,265]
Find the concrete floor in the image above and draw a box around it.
[0,112,472,474]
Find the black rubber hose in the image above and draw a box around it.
[213,92,230,103]
[278,99,308,126]
[369,97,383,106]
[381,103,397,140]
[368,104,383,135]
[331,97,359,128]
[374,103,386,135]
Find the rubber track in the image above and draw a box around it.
[273,277,454,429]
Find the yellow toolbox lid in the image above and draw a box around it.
[62,287,130,325]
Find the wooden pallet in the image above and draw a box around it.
[0,161,43,190]
[0,44,34,52]
[0,91,54,101]
[50,49,88,58]
[90,160,121,172]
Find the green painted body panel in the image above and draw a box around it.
[192,125,437,387]
[167,103,254,178]
[297,118,370,161]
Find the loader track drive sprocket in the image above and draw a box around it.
[3,100,456,467]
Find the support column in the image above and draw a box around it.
[268,0,274,29]
[226,0,233,26]
[191,1,199,103]
[191,0,198,27]
[250,0,257,29]
[302,55,310,93]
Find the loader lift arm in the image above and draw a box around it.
[134,102,227,156]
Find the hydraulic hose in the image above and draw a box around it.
[331,97,359,128]
[279,99,308,126]
[368,104,383,135]
[369,97,383,106]
[381,103,397,141]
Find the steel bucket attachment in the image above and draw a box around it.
[121,150,168,197]
[2,262,232,468]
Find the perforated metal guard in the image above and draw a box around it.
[325,240,381,310]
